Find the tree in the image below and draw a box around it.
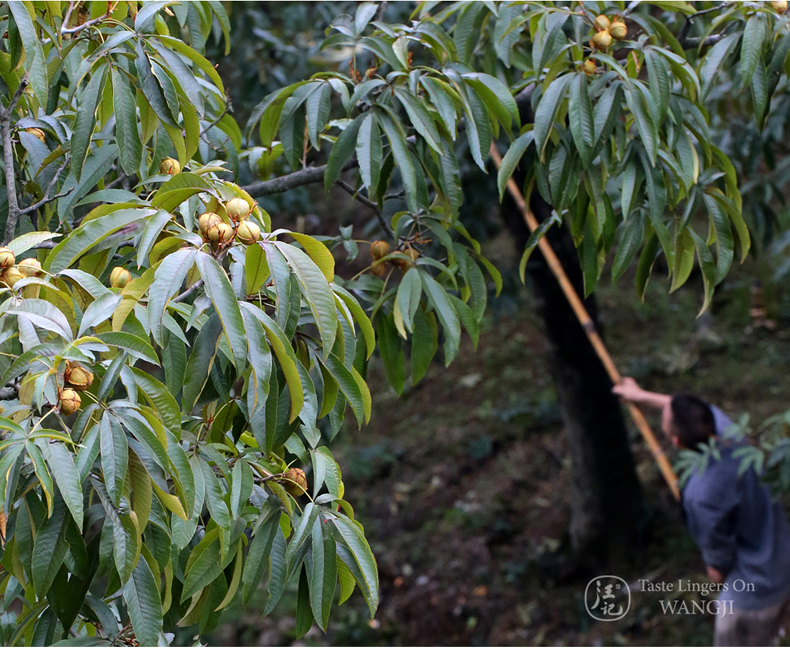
[0,0,783,645]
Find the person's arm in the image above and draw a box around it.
[611,377,671,410]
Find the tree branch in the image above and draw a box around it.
[0,384,19,401]
[2,74,30,245]
[19,157,73,216]
[242,160,359,198]
[173,279,204,304]
[335,178,395,240]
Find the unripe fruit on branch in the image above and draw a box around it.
[208,221,233,244]
[25,127,46,142]
[236,220,261,245]
[110,267,131,288]
[2,267,23,287]
[773,0,788,12]
[281,468,308,497]
[370,240,390,260]
[583,59,597,75]
[226,198,251,223]
[160,158,181,175]
[198,212,222,238]
[60,388,81,415]
[371,261,386,277]
[592,30,612,50]
[609,20,627,40]
[18,258,42,277]
[594,14,610,31]
[66,364,94,390]
[0,248,15,269]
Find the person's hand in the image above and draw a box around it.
[706,566,724,584]
[612,377,643,403]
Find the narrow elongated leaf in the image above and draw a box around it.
[112,67,143,175]
[72,66,107,181]
[148,248,195,346]
[195,252,247,372]
[122,555,163,647]
[39,441,84,529]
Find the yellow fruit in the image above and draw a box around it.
[370,240,390,260]
[226,198,251,223]
[25,127,46,142]
[609,20,627,40]
[772,0,788,12]
[236,220,261,245]
[371,261,386,277]
[0,248,15,269]
[208,221,233,244]
[592,30,612,51]
[281,468,308,497]
[2,267,23,287]
[66,364,94,390]
[110,267,131,288]
[583,59,597,76]
[160,158,181,175]
[18,258,42,277]
[198,212,222,238]
[60,388,81,415]
[594,14,610,31]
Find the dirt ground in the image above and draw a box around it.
[210,254,790,647]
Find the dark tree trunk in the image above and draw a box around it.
[500,184,643,568]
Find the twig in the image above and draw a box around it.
[680,33,726,48]
[375,1,388,21]
[19,157,73,216]
[1,74,30,244]
[172,279,204,304]
[335,178,395,240]
[200,107,229,137]
[61,8,113,36]
[242,160,358,197]
[0,384,19,401]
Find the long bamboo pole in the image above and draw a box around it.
[490,144,680,501]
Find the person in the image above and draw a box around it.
[612,378,790,646]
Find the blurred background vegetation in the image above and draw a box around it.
[185,2,790,646]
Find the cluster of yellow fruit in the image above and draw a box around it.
[589,14,627,53]
[59,361,94,415]
[198,198,261,246]
[773,1,788,13]
[369,240,418,276]
[0,248,42,288]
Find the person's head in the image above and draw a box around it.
[661,394,716,449]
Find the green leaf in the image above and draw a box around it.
[329,511,378,617]
[71,66,107,181]
[741,14,767,86]
[137,210,173,268]
[31,496,69,598]
[373,311,405,395]
[395,267,422,337]
[323,354,369,428]
[289,233,335,283]
[181,313,222,412]
[533,74,572,162]
[497,131,533,200]
[379,113,418,213]
[78,292,122,337]
[122,554,163,647]
[410,309,436,385]
[309,519,336,631]
[419,271,461,364]
[148,248,196,346]
[39,441,84,529]
[45,207,154,274]
[306,82,331,150]
[569,73,594,167]
[275,243,337,357]
[98,331,160,366]
[245,243,270,296]
[101,413,128,507]
[230,459,253,519]
[612,212,645,283]
[355,113,382,198]
[112,67,144,175]
[394,88,442,153]
[132,368,181,435]
[200,460,231,531]
[295,567,314,639]
[324,115,362,194]
[7,231,60,257]
[241,513,279,606]
[195,252,248,372]
[6,299,73,341]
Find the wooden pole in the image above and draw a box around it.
[490,144,680,501]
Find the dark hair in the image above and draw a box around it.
[670,394,716,448]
